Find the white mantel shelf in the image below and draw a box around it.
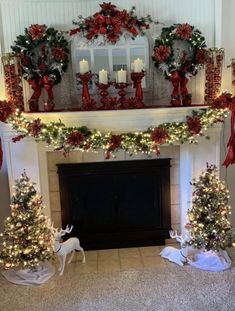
[23,106,208,132]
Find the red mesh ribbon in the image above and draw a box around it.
[223,104,235,167]
[180,76,189,97]
[170,71,189,98]
[0,137,2,169]
[170,71,180,98]
[28,75,54,101]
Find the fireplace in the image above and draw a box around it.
[57,159,171,249]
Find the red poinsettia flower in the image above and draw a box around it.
[69,28,80,36]
[128,26,138,36]
[151,127,169,144]
[99,2,117,12]
[196,49,207,64]
[28,24,46,41]
[86,31,96,40]
[99,27,107,35]
[67,130,84,147]
[176,23,192,40]
[52,48,65,61]
[94,13,106,24]
[186,116,202,135]
[107,32,120,44]
[27,118,42,137]
[154,45,170,63]
[105,134,122,159]
[210,92,231,109]
[12,134,26,143]
[0,100,15,123]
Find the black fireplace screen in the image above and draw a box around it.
[57,159,171,249]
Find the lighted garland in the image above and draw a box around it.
[6,95,231,159]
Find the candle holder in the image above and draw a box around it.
[77,71,93,106]
[131,71,145,106]
[114,82,130,108]
[95,82,112,108]
[44,99,55,112]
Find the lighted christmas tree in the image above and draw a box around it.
[0,171,54,270]
[186,164,234,252]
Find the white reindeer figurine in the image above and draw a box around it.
[160,230,189,266]
[53,225,86,276]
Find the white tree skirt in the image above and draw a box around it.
[1,261,55,286]
[188,250,232,272]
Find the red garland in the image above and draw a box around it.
[67,130,84,147]
[186,116,202,135]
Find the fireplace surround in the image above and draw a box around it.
[1,107,222,243]
[57,159,171,249]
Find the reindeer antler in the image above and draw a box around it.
[65,224,73,234]
[169,230,182,240]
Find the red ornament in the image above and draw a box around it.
[67,131,84,147]
[186,116,202,135]
[28,24,46,41]
[154,45,170,63]
[176,23,192,40]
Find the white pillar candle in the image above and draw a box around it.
[99,69,108,84]
[133,58,143,72]
[117,69,127,83]
[79,59,89,74]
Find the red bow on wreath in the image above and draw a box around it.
[170,71,191,105]
[28,75,54,102]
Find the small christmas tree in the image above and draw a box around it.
[186,164,234,251]
[0,171,54,270]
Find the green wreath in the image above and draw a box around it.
[11,24,69,84]
[152,23,206,79]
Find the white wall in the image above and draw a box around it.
[0,0,235,228]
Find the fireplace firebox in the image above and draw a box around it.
[57,159,171,249]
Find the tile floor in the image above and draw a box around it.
[63,244,180,274]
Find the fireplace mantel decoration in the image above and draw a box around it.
[152,23,206,106]
[11,24,69,112]
[3,94,231,159]
[70,2,155,44]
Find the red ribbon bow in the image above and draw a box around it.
[28,75,54,102]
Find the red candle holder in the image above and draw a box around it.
[77,71,93,104]
[131,71,145,106]
[95,82,111,108]
[77,72,97,110]
[114,82,129,108]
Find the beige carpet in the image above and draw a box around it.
[0,258,234,311]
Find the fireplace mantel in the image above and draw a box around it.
[2,107,222,234]
[22,106,208,131]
